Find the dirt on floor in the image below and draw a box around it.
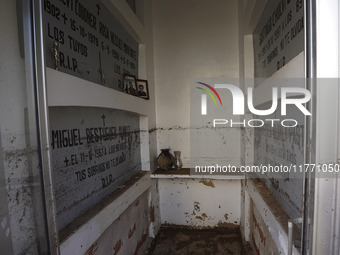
[147,225,253,255]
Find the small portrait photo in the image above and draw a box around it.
[123,73,138,96]
[136,79,149,100]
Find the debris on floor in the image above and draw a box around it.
[147,225,253,255]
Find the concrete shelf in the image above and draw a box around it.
[151,168,244,180]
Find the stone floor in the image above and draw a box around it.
[147,226,251,255]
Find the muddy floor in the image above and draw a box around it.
[147,226,249,255]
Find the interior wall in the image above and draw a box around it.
[44,0,161,253]
[0,1,50,254]
[240,1,340,253]
[152,0,240,166]
[159,178,241,227]
[249,198,280,255]
[312,0,340,254]
[83,190,151,255]
[239,0,305,252]
[0,1,32,252]
[243,46,305,255]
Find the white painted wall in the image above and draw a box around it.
[46,0,161,253]
[312,1,340,254]
[82,190,151,255]
[151,0,242,230]
[60,173,151,255]
[152,0,240,166]
[159,178,241,227]
[239,0,306,251]
[0,0,161,253]
[0,0,49,254]
[47,0,158,170]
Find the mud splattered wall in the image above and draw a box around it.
[158,178,242,227]
[253,100,304,219]
[239,0,306,249]
[83,190,151,255]
[152,0,242,239]
[152,0,240,166]
[0,135,13,252]
[249,198,280,255]
[247,0,306,221]
[45,0,160,253]
[49,107,141,229]
[0,0,50,253]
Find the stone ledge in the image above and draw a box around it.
[59,171,151,255]
[151,168,244,180]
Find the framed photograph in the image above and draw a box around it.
[123,73,138,96]
[136,79,149,99]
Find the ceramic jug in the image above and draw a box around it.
[156,149,175,170]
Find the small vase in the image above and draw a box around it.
[156,149,175,170]
[173,151,183,169]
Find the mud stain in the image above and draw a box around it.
[215,221,239,229]
[150,205,155,222]
[253,211,266,245]
[148,225,242,254]
[134,232,147,255]
[85,242,98,255]
[252,233,260,255]
[194,201,200,212]
[196,213,208,221]
[128,224,136,239]
[113,240,123,255]
[199,179,215,188]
